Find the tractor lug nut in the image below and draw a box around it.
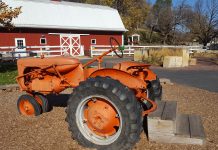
[115,114,120,118]
[92,98,97,102]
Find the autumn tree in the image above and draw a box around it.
[0,2,21,29]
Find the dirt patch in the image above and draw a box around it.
[0,84,217,150]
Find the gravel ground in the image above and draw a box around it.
[0,84,217,150]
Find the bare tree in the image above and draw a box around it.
[146,10,157,43]
[145,0,173,44]
[157,6,174,44]
[188,0,218,46]
[171,0,193,44]
[145,0,190,44]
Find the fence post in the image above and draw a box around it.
[40,48,42,56]
[90,46,93,57]
[60,46,63,56]
[12,48,15,62]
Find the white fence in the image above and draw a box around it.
[0,45,204,59]
[90,45,203,57]
[90,45,134,57]
[0,45,69,60]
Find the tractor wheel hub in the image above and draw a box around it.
[19,100,35,115]
[84,100,120,137]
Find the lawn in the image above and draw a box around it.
[0,62,18,85]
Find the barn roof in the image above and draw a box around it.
[3,0,127,32]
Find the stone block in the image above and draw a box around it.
[149,133,205,145]
[134,49,143,61]
[182,49,190,67]
[163,56,183,68]
[134,49,148,61]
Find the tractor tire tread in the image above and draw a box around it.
[66,76,143,150]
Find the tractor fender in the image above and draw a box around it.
[144,69,157,81]
[89,69,147,89]
[113,61,157,81]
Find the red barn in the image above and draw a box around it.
[0,0,126,56]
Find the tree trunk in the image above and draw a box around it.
[149,27,154,43]
[163,35,167,45]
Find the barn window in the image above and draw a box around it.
[91,39,96,45]
[40,38,47,45]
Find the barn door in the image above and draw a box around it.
[15,38,27,57]
[60,34,81,56]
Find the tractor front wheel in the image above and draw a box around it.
[66,77,142,150]
[17,94,41,116]
[34,94,49,113]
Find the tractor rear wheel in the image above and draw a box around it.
[66,77,142,150]
[17,94,41,116]
[34,94,49,113]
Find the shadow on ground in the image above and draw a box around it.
[46,94,70,111]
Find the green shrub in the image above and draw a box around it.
[0,63,18,85]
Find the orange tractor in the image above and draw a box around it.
[16,37,162,150]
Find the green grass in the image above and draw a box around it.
[0,63,18,85]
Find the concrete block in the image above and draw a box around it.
[148,119,175,134]
[160,78,173,85]
[147,99,206,145]
[189,58,197,65]
[134,49,149,61]
[149,133,205,145]
[142,49,149,59]
[182,49,190,67]
[134,49,143,61]
[163,56,183,68]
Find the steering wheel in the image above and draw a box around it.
[110,37,124,58]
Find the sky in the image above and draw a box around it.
[147,0,198,8]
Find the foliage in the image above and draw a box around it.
[68,0,149,34]
[1,0,216,46]
[143,48,183,66]
[0,2,21,28]
[0,63,17,85]
[135,29,161,45]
